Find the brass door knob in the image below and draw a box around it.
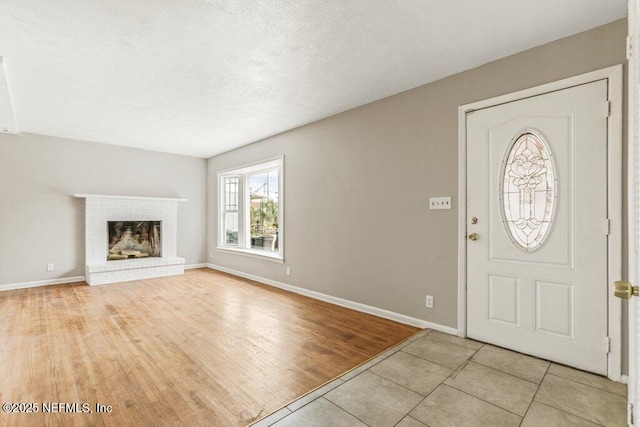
[614,281,639,299]
[468,233,478,241]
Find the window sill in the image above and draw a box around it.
[216,247,285,263]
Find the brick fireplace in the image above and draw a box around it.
[75,194,187,285]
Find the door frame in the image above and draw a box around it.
[627,0,638,421]
[457,65,624,381]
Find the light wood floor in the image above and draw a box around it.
[0,268,418,426]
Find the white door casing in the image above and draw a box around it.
[457,66,623,380]
[628,0,639,423]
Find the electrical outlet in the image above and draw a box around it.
[426,295,434,308]
[47,263,55,272]
[429,197,452,210]
[209,251,213,259]
[286,267,291,276]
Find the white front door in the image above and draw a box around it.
[466,80,610,374]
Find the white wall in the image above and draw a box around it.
[0,132,207,285]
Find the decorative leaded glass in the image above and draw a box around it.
[500,131,557,251]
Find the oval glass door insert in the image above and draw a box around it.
[500,131,557,251]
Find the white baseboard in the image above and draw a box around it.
[207,263,458,334]
[0,261,207,292]
[620,374,629,384]
[185,263,208,269]
[0,276,86,292]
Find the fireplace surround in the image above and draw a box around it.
[75,194,187,285]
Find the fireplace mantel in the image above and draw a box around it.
[76,194,187,285]
[74,194,188,202]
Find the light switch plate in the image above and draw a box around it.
[429,196,451,210]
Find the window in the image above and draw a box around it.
[499,131,557,252]
[218,158,283,260]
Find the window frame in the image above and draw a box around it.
[217,157,284,262]
[221,175,240,247]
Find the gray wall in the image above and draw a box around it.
[0,132,207,285]
[207,19,627,329]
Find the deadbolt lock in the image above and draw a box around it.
[468,233,478,241]
[470,217,478,224]
[614,281,639,300]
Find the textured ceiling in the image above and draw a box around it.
[0,0,627,158]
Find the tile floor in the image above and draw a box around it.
[251,329,628,427]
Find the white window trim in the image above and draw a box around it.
[217,156,284,261]
[216,247,285,263]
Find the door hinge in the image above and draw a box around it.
[629,402,634,426]
[606,218,611,235]
[605,336,611,353]
[605,101,611,118]
[628,35,633,60]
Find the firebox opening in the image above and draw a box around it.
[107,221,162,260]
